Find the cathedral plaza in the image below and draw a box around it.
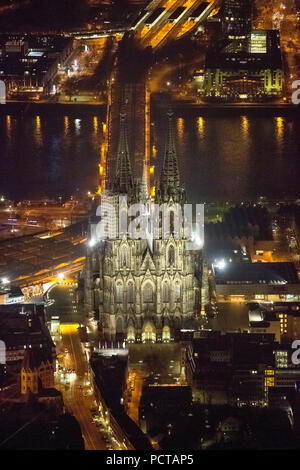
[126,342,183,423]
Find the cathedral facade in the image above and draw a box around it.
[84,111,201,342]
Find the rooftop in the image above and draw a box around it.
[0,304,54,351]
[22,348,52,371]
[214,262,300,285]
[205,30,282,71]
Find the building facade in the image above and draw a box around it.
[212,262,300,303]
[221,0,253,40]
[85,110,202,342]
[196,29,283,100]
[21,348,54,395]
[0,34,74,98]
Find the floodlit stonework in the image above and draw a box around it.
[84,110,202,342]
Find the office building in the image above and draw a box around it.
[222,0,253,40]
[0,34,74,98]
[197,29,283,100]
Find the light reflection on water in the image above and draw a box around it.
[177,117,184,138]
[0,111,299,202]
[0,113,104,200]
[197,116,204,137]
[155,112,300,203]
[93,116,98,132]
[241,116,249,135]
[64,115,69,133]
[6,114,11,129]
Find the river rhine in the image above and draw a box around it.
[0,106,299,203]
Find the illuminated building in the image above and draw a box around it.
[249,30,267,54]
[186,332,275,406]
[186,331,300,407]
[0,304,56,376]
[84,110,201,342]
[198,30,283,100]
[21,348,54,395]
[249,302,300,343]
[221,0,252,42]
[212,262,300,303]
[0,34,74,97]
[275,350,289,369]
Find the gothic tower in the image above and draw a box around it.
[85,106,201,343]
[158,111,182,203]
[115,111,134,194]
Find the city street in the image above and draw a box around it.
[48,285,106,450]
[126,369,144,424]
[272,217,300,264]
[56,329,106,450]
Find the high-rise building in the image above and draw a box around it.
[222,0,253,40]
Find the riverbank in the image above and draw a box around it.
[1,99,299,117]
[169,101,300,117]
[0,100,106,116]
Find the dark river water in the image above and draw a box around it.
[0,107,299,203]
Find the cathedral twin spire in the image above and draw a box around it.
[114,106,182,202]
[160,111,180,197]
[140,161,149,202]
[116,110,134,194]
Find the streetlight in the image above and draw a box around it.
[214,259,226,270]
[88,238,96,248]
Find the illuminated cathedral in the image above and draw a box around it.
[84,109,201,342]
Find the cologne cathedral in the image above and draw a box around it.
[84,109,202,342]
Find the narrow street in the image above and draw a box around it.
[126,369,144,424]
[272,217,300,263]
[56,329,106,450]
[47,285,106,450]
